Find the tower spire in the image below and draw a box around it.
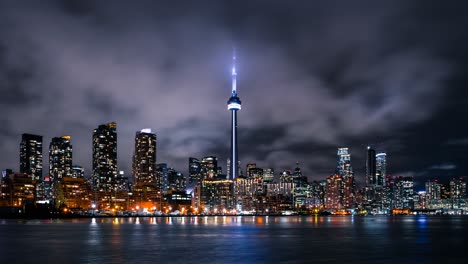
[232,47,237,95]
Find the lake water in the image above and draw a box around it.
[0,216,467,263]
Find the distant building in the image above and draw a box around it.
[0,173,35,207]
[309,180,326,208]
[450,178,466,199]
[342,176,356,209]
[393,176,414,209]
[58,176,92,209]
[201,156,217,180]
[188,158,201,184]
[263,168,275,183]
[132,129,157,185]
[167,168,186,192]
[425,180,441,200]
[280,170,292,183]
[201,179,234,213]
[325,174,343,210]
[49,136,73,182]
[156,163,168,193]
[246,163,256,178]
[366,146,376,186]
[337,148,353,178]
[376,153,387,186]
[92,122,117,192]
[20,134,43,181]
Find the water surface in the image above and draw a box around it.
[0,216,466,263]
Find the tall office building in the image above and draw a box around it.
[49,135,73,182]
[366,146,376,186]
[337,148,353,178]
[263,168,275,183]
[425,180,441,200]
[132,128,157,184]
[325,174,343,209]
[246,163,256,178]
[167,168,186,192]
[189,158,202,184]
[227,50,242,181]
[450,178,466,199]
[92,122,117,191]
[156,163,168,193]
[376,152,387,186]
[20,133,43,181]
[201,156,218,180]
[393,176,414,209]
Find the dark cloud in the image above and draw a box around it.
[429,163,457,171]
[0,0,467,188]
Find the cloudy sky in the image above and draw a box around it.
[1,0,467,188]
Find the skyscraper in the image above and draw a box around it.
[246,163,256,178]
[227,50,241,181]
[366,146,376,186]
[376,152,387,186]
[92,122,117,191]
[20,133,43,181]
[325,174,343,209]
[201,156,218,180]
[49,135,73,182]
[263,168,275,183]
[425,180,441,200]
[450,178,467,199]
[189,158,201,184]
[156,163,168,193]
[337,148,353,178]
[132,128,157,185]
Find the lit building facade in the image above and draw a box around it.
[92,122,117,192]
[156,163,168,193]
[201,179,234,213]
[0,173,35,207]
[188,157,201,184]
[246,163,256,178]
[450,178,466,199]
[325,174,343,210]
[58,176,92,209]
[376,152,387,186]
[49,136,73,182]
[366,146,376,186]
[393,176,414,209]
[263,168,275,183]
[167,168,186,192]
[201,156,218,180]
[132,129,157,184]
[337,148,353,178]
[425,180,441,200]
[20,133,43,181]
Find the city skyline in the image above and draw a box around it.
[0,1,467,186]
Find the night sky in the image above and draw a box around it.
[1,0,467,188]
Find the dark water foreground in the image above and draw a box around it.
[0,216,467,263]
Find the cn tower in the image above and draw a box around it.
[227,50,241,181]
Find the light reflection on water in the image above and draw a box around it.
[0,216,467,264]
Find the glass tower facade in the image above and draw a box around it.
[132,129,157,185]
[20,133,43,181]
[49,136,73,182]
[92,122,117,192]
